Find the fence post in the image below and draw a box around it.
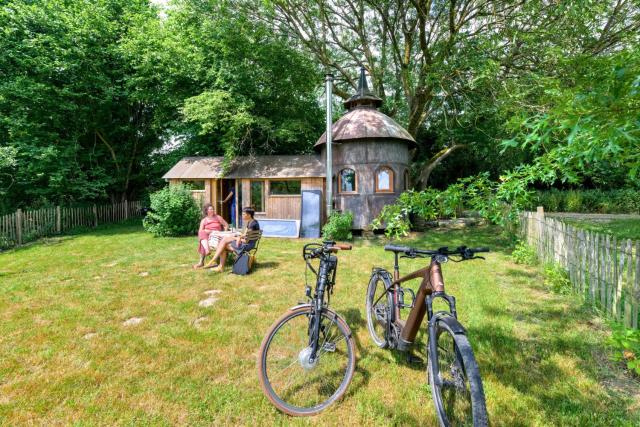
[16,208,22,245]
[124,200,129,220]
[93,204,98,227]
[56,206,61,234]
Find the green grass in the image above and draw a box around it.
[561,219,640,241]
[0,222,639,426]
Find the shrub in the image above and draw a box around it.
[543,263,572,294]
[322,211,353,241]
[143,185,201,237]
[532,189,640,214]
[608,322,640,377]
[511,241,537,265]
[564,190,583,212]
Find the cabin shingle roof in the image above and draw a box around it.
[162,155,325,179]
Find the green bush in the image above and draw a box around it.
[510,241,538,265]
[143,185,201,237]
[373,172,533,237]
[543,263,572,294]
[322,211,353,241]
[608,322,640,377]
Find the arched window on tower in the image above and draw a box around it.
[404,169,410,191]
[375,167,394,193]
[339,168,357,193]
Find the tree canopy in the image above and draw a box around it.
[1,0,638,213]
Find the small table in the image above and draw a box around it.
[209,230,240,248]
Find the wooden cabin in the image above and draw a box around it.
[163,155,325,227]
[163,67,415,233]
[315,67,415,229]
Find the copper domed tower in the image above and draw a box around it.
[316,67,415,229]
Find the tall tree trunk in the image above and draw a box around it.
[418,143,467,186]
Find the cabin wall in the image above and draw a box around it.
[323,140,409,229]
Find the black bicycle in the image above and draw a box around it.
[257,241,355,416]
[366,244,489,426]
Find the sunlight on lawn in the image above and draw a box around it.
[0,222,638,426]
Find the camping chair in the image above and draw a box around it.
[231,229,263,275]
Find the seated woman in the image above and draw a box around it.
[210,207,260,273]
[193,203,228,269]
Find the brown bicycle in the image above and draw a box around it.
[366,244,489,427]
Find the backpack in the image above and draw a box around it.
[232,252,251,275]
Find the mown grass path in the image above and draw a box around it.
[0,223,638,426]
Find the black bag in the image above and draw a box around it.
[232,253,251,275]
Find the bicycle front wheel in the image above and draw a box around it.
[257,306,356,416]
[427,317,488,427]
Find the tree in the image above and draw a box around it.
[260,0,640,186]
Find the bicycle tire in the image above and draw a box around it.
[257,305,356,416]
[365,272,393,348]
[427,316,488,427]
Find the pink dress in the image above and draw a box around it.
[197,216,223,255]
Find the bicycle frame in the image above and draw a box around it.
[384,253,458,351]
[306,250,339,361]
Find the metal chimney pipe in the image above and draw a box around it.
[325,73,333,219]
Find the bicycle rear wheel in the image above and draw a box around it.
[257,306,355,416]
[427,317,488,427]
[365,272,393,348]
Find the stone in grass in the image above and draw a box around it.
[203,289,222,296]
[123,317,144,326]
[83,332,98,340]
[138,271,149,277]
[198,297,218,307]
[193,316,208,328]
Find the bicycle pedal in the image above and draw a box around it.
[406,353,424,365]
[322,342,336,352]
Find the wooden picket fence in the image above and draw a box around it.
[521,208,639,329]
[0,200,143,248]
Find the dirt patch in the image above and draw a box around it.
[593,346,640,412]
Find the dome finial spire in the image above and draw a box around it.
[343,66,382,110]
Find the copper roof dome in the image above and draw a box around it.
[315,67,415,148]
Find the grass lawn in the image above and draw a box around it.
[1,221,639,426]
[560,218,640,241]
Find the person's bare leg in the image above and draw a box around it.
[213,243,234,272]
[193,254,206,269]
[211,236,233,264]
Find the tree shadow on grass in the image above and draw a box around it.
[471,296,634,424]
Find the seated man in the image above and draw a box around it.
[210,207,260,273]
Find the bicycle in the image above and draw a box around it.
[257,241,356,416]
[365,244,490,427]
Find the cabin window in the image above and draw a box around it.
[375,167,394,193]
[182,180,205,190]
[339,169,356,193]
[250,181,265,212]
[270,180,301,195]
[404,169,410,191]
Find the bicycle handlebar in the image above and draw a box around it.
[332,243,352,251]
[384,244,490,257]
